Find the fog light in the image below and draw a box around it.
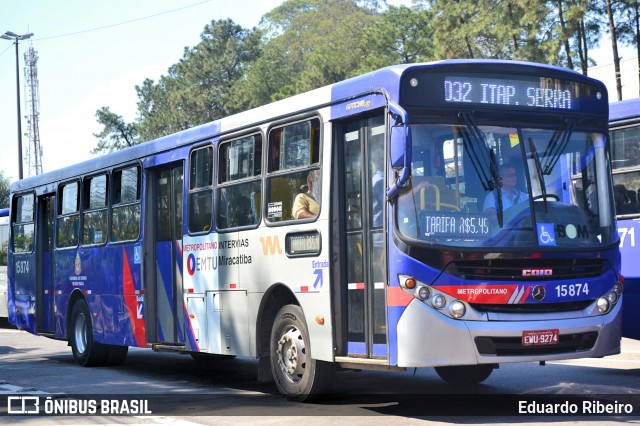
[614,282,623,295]
[606,290,618,305]
[450,300,466,319]
[416,285,431,300]
[431,294,446,309]
[596,296,610,314]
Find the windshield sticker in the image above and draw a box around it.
[537,223,557,246]
[509,132,520,147]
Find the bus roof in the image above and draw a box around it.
[11,59,601,193]
[610,98,640,123]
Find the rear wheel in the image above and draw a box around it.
[69,300,108,367]
[434,364,495,386]
[270,304,334,401]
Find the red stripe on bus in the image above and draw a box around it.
[122,247,146,347]
[387,286,414,307]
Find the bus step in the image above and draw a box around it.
[334,356,403,372]
[149,344,186,353]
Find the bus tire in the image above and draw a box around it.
[434,364,495,386]
[269,304,334,401]
[105,345,128,366]
[69,300,108,367]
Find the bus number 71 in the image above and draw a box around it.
[618,227,636,248]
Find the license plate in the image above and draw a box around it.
[522,329,559,346]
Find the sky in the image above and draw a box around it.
[0,1,635,184]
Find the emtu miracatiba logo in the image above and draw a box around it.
[74,253,82,276]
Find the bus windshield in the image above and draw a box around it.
[395,123,615,249]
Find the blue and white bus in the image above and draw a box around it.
[609,98,640,339]
[8,60,622,400]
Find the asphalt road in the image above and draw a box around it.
[1,322,639,425]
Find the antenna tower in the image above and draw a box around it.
[23,44,43,176]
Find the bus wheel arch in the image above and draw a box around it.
[256,283,298,364]
[66,290,87,341]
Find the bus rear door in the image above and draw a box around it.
[145,162,185,346]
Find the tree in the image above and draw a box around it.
[136,19,263,141]
[618,0,640,96]
[421,0,487,59]
[234,0,380,107]
[92,107,140,154]
[605,0,623,100]
[0,171,10,208]
[360,5,434,70]
[94,19,262,150]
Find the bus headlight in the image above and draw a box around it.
[596,296,610,314]
[431,294,446,310]
[614,281,623,295]
[606,290,618,305]
[415,285,431,300]
[449,300,466,319]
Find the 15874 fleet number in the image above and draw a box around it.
[555,283,589,298]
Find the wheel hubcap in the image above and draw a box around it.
[74,313,87,354]
[276,325,307,383]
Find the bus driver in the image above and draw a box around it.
[483,162,528,217]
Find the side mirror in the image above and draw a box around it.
[390,125,410,169]
[386,101,412,200]
[387,124,412,200]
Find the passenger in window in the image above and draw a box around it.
[292,170,320,219]
[483,162,528,217]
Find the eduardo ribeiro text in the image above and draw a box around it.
[519,399,633,415]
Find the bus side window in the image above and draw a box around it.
[82,174,108,245]
[216,134,262,230]
[12,193,35,253]
[57,182,80,248]
[111,166,141,242]
[613,172,640,216]
[188,145,213,233]
[266,118,321,223]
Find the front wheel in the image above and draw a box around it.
[270,304,334,401]
[69,300,108,367]
[434,364,495,386]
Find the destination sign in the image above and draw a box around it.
[400,66,607,115]
[444,76,577,110]
[423,213,491,238]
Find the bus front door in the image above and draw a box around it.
[36,194,55,335]
[146,163,185,346]
[339,115,388,360]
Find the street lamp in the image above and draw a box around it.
[1,31,33,180]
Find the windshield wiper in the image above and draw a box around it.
[541,119,575,175]
[459,113,503,226]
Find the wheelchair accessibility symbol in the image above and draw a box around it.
[536,223,556,246]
